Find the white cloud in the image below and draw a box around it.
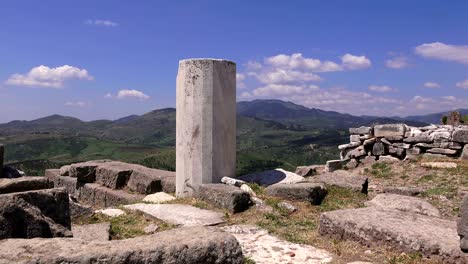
[341,54,372,70]
[385,56,408,69]
[252,84,319,97]
[456,79,468,89]
[265,53,343,72]
[65,101,86,107]
[415,42,468,65]
[368,85,396,93]
[411,95,434,103]
[5,65,93,88]
[104,93,113,98]
[442,96,456,101]
[251,68,322,84]
[423,82,440,88]
[245,61,262,70]
[85,19,118,27]
[236,73,246,89]
[116,89,149,100]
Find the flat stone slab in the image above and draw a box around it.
[95,208,126,217]
[124,203,224,226]
[72,222,110,241]
[222,225,333,264]
[365,193,440,217]
[421,162,457,169]
[0,176,52,194]
[237,168,305,186]
[0,227,243,264]
[309,170,368,194]
[319,207,466,261]
[143,192,176,203]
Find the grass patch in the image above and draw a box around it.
[369,163,392,178]
[320,186,368,212]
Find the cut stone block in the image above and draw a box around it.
[265,183,328,205]
[426,148,458,155]
[127,167,175,194]
[0,176,52,194]
[0,227,243,264]
[421,162,457,169]
[143,192,176,204]
[124,203,225,226]
[349,126,372,135]
[176,59,237,198]
[325,160,343,172]
[45,169,60,182]
[95,162,133,189]
[453,129,468,143]
[374,124,406,138]
[69,199,94,219]
[69,162,100,183]
[197,184,251,213]
[311,170,368,194]
[0,188,71,239]
[319,207,465,261]
[365,193,440,217]
[59,165,70,176]
[72,222,110,241]
[237,168,304,186]
[350,134,361,143]
[222,225,333,264]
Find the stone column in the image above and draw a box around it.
[0,144,4,178]
[176,59,236,197]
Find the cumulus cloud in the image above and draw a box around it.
[265,53,343,72]
[252,84,319,97]
[116,89,149,100]
[236,73,246,89]
[85,19,118,27]
[65,101,86,107]
[368,85,396,93]
[341,54,372,70]
[424,82,440,88]
[249,69,322,84]
[456,79,468,89]
[415,42,468,65]
[385,56,408,69]
[5,65,93,88]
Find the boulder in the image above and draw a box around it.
[392,142,411,149]
[349,126,372,135]
[319,207,465,261]
[277,201,297,213]
[427,148,458,155]
[458,195,468,252]
[0,188,72,239]
[374,124,406,138]
[325,160,343,172]
[197,184,251,213]
[346,146,366,159]
[72,222,111,241]
[440,141,463,149]
[363,138,376,146]
[453,129,468,143]
[361,156,377,164]
[265,183,328,205]
[0,227,244,264]
[237,168,304,186]
[0,176,52,194]
[365,193,440,217]
[310,170,368,194]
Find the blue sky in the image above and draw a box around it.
[1,0,467,123]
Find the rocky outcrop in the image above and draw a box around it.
[0,227,244,264]
[0,188,71,239]
[197,184,251,213]
[340,124,468,165]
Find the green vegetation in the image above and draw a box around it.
[367,163,392,178]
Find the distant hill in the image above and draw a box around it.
[399,109,468,125]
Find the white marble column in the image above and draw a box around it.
[176,59,236,197]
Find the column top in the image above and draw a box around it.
[179,58,235,65]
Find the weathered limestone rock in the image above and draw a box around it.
[176,59,236,198]
[403,134,433,143]
[222,225,333,264]
[0,144,3,178]
[388,146,405,158]
[363,138,376,146]
[365,193,440,217]
[361,155,377,164]
[427,148,458,155]
[124,203,225,226]
[0,188,71,239]
[458,195,468,252]
[344,159,358,169]
[238,168,304,186]
[421,162,457,169]
[347,146,366,159]
[128,167,175,194]
[461,145,468,160]
[0,176,52,194]
[350,134,361,143]
[72,222,111,241]
[0,227,244,264]
[95,162,133,189]
[349,126,372,135]
[319,207,465,261]
[374,124,406,138]
[441,141,463,149]
[453,129,468,143]
[143,192,176,204]
[197,184,251,213]
[326,160,343,172]
[372,142,385,156]
[311,170,368,194]
[265,183,328,205]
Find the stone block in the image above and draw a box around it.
[365,193,440,217]
[0,176,52,194]
[388,146,405,158]
[0,227,243,264]
[372,142,385,156]
[338,142,361,150]
[53,175,79,197]
[72,222,110,241]
[326,160,343,172]
[453,129,468,143]
[197,184,251,213]
[0,188,71,239]
[69,162,100,183]
[350,135,361,143]
[426,148,458,155]
[176,59,237,197]
[374,124,406,138]
[127,168,175,194]
[95,162,133,189]
[265,183,328,205]
[349,126,372,135]
[311,170,368,194]
[403,135,433,143]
